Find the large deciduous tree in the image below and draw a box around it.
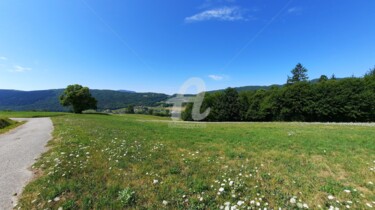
[60,84,97,113]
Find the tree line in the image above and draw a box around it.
[183,64,375,122]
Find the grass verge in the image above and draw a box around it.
[0,118,24,135]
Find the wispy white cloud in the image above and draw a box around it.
[208,74,224,81]
[185,7,246,22]
[10,65,32,73]
[287,7,302,14]
[0,56,7,61]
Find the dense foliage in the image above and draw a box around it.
[183,65,375,122]
[60,84,98,113]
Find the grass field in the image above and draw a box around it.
[2,112,374,209]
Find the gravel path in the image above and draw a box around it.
[0,118,53,210]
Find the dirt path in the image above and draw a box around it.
[0,118,53,210]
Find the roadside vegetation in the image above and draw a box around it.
[0,118,22,134]
[13,113,374,209]
[0,118,13,129]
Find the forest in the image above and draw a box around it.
[183,64,375,122]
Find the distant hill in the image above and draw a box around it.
[210,85,282,93]
[210,78,345,93]
[0,89,169,111]
[117,89,136,93]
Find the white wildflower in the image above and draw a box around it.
[237,200,244,206]
[230,205,237,210]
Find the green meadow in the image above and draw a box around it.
[1,112,374,209]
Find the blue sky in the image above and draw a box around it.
[1,0,375,94]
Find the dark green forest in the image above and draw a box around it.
[183,64,375,122]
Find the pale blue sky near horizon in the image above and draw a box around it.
[1,0,375,94]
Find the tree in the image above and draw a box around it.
[318,75,329,82]
[365,66,375,77]
[279,82,313,121]
[287,63,309,84]
[212,88,241,121]
[181,103,193,121]
[126,105,135,114]
[60,84,97,113]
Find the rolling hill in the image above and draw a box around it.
[0,89,169,111]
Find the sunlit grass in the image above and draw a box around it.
[12,113,375,209]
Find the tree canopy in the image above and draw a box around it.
[60,84,97,113]
[183,64,375,122]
